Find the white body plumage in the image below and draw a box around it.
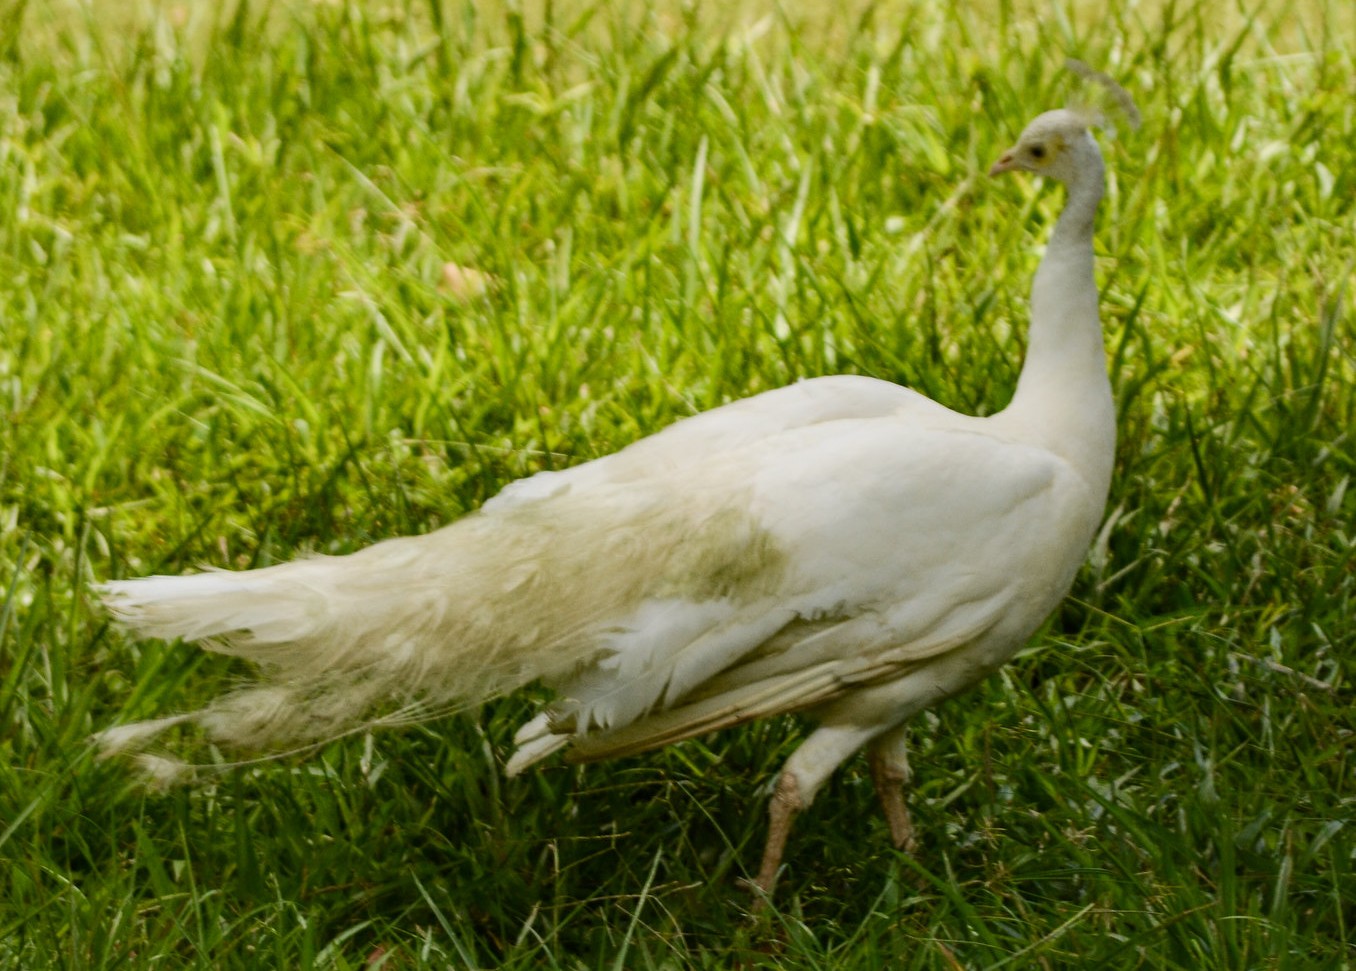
[98,108,1117,893]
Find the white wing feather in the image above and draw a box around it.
[513,408,1101,768]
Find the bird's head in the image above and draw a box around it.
[988,109,1100,183]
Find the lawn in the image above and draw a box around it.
[2,0,1353,966]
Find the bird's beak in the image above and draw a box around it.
[988,151,1017,177]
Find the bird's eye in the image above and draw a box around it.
[1029,145,1047,160]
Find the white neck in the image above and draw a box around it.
[998,138,1115,498]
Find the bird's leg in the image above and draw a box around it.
[867,725,918,852]
[751,771,803,895]
[744,724,880,903]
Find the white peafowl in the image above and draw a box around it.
[97,103,1124,897]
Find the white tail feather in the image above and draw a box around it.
[101,570,327,647]
[97,483,780,771]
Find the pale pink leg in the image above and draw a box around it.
[745,724,881,902]
[751,771,803,894]
[867,725,918,852]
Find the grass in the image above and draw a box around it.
[2,0,1354,966]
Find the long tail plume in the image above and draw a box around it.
[93,486,766,783]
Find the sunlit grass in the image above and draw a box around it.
[2,0,1353,966]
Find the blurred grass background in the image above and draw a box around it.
[1,0,1353,966]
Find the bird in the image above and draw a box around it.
[96,106,1118,898]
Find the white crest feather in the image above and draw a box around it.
[1065,59,1141,137]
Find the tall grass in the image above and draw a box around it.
[2,0,1353,966]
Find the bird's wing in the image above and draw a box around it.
[525,416,1099,764]
[564,609,998,763]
